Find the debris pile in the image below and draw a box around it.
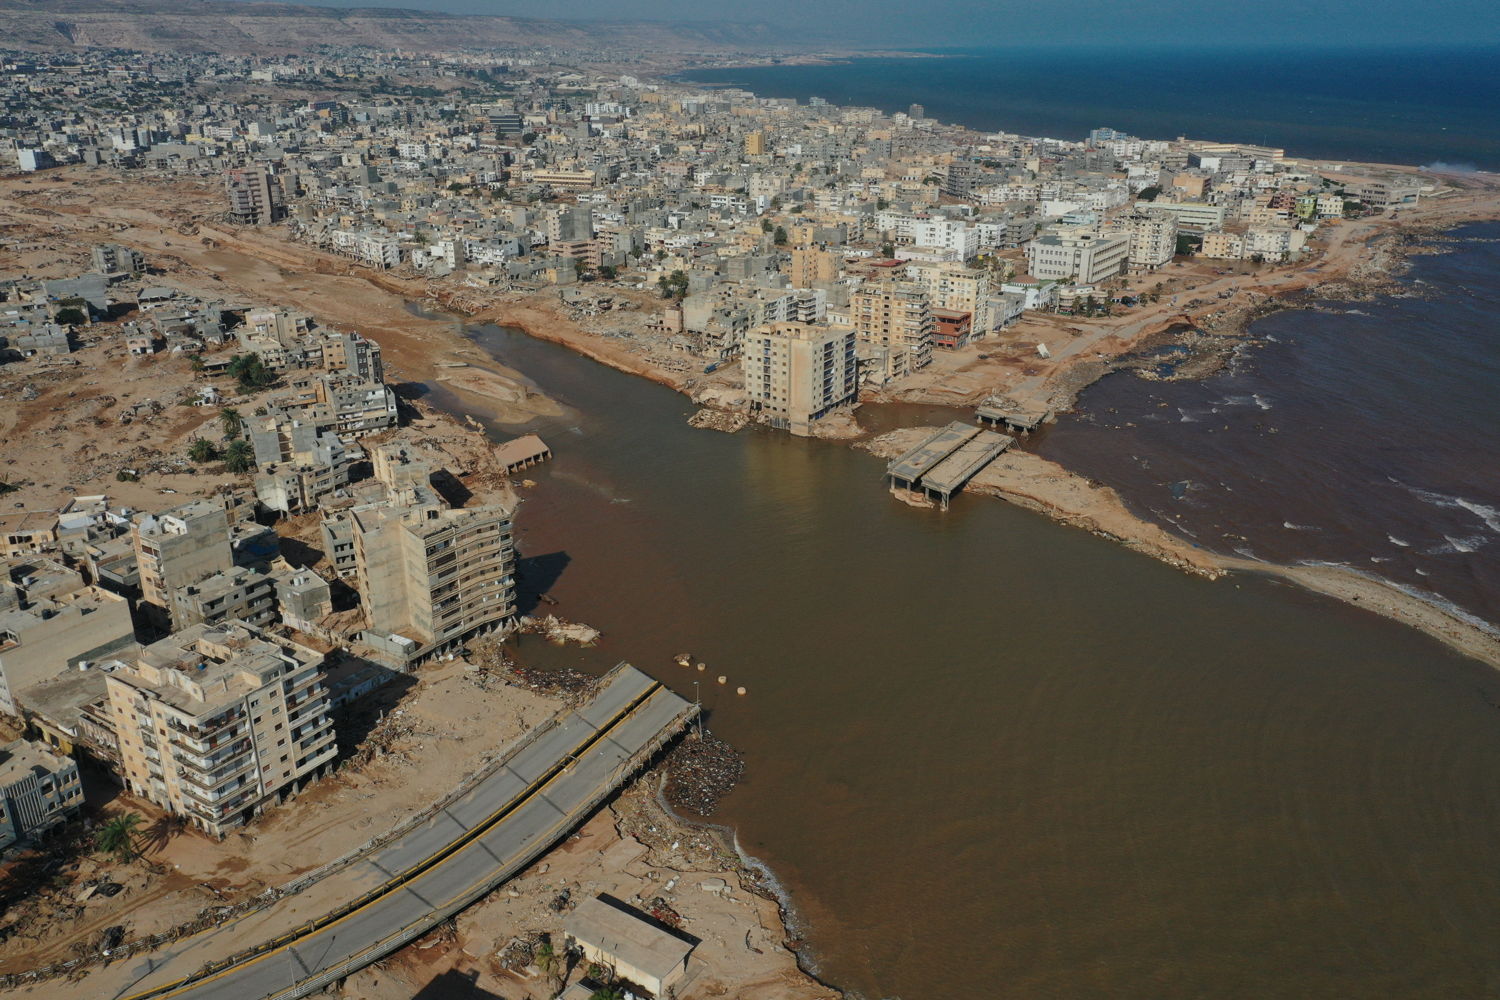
[687,408,748,434]
[516,614,601,646]
[661,730,744,817]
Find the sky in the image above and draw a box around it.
[242,0,1500,47]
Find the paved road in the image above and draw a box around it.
[75,664,692,1000]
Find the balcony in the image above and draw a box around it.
[176,754,255,796]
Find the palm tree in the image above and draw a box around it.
[219,407,242,439]
[222,439,256,474]
[188,438,220,464]
[95,813,143,863]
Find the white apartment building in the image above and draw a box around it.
[743,322,858,436]
[1027,229,1131,284]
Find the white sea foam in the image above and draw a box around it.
[1428,534,1489,555]
[1177,408,1198,423]
[1401,483,1500,534]
[1388,535,1410,547]
[1454,498,1500,533]
[1252,393,1273,411]
[1283,521,1318,531]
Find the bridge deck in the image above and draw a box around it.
[886,421,979,485]
[921,430,1013,498]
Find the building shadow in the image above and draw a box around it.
[330,668,418,761]
[514,550,570,616]
[409,968,504,999]
[276,534,324,570]
[328,577,362,613]
[429,469,472,509]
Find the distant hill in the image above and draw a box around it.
[0,0,790,54]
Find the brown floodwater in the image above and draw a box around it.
[420,314,1500,1000]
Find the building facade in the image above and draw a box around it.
[743,321,858,436]
[106,621,335,837]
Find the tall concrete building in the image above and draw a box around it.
[743,322,858,436]
[1125,211,1178,271]
[785,247,839,288]
[224,165,286,226]
[106,621,335,837]
[350,499,516,657]
[744,130,765,156]
[132,501,235,630]
[851,278,933,382]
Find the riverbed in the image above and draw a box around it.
[421,314,1500,1000]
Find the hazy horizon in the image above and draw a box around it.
[212,0,1500,48]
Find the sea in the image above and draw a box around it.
[433,48,1500,1000]
[1039,222,1500,632]
[676,45,1500,171]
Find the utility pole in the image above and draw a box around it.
[692,680,703,740]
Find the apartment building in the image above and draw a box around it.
[350,500,516,656]
[1200,230,1246,260]
[261,372,398,438]
[1125,211,1179,271]
[133,500,234,628]
[224,165,286,226]
[785,247,840,288]
[0,739,83,849]
[170,565,277,630]
[91,243,144,275]
[106,621,336,837]
[1027,229,1131,285]
[851,278,933,382]
[902,261,993,332]
[743,321,858,436]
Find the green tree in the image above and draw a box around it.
[1137,185,1162,202]
[54,306,87,326]
[219,407,242,438]
[881,243,895,258]
[95,813,143,863]
[589,989,625,1000]
[760,218,773,233]
[223,439,256,474]
[227,354,276,391]
[773,226,787,246]
[188,438,220,464]
[598,264,617,279]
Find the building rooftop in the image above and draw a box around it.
[0,738,72,786]
[566,895,695,985]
